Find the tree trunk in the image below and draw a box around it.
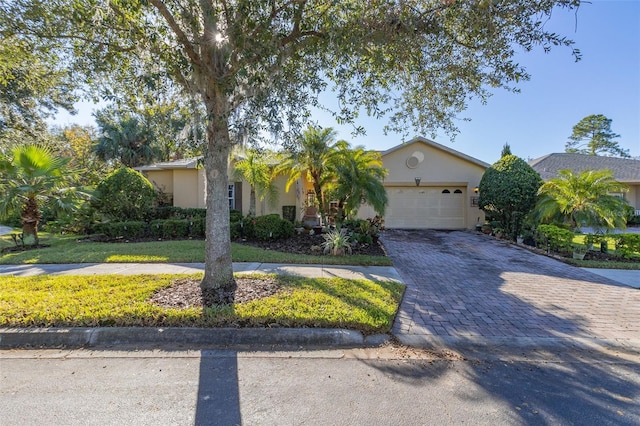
[201,111,235,291]
[21,196,41,246]
[249,186,256,217]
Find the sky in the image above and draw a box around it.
[51,0,640,165]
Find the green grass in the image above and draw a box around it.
[0,233,391,266]
[0,274,405,333]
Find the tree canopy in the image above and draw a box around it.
[565,114,630,158]
[478,154,542,241]
[2,0,583,291]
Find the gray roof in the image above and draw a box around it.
[529,153,640,182]
[134,157,202,171]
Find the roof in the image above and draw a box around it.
[529,153,640,182]
[134,157,202,171]
[382,136,490,169]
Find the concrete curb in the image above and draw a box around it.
[0,327,393,349]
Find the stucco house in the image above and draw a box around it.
[529,153,640,216]
[136,136,488,230]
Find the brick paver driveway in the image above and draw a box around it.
[381,230,640,350]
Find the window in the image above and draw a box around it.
[454,189,463,194]
[441,189,450,194]
[228,184,235,209]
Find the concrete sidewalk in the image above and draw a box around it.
[0,262,402,282]
[581,267,640,289]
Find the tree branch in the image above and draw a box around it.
[149,0,202,68]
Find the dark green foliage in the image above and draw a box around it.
[230,209,243,223]
[95,221,147,239]
[188,218,205,238]
[565,114,630,158]
[149,219,188,239]
[500,143,512,158]
[535,224,574,253]
[614,235,640,259]
[253,214,294,241]
[478,155,542,241]
[282,205,296,223]
[94,168,156,221]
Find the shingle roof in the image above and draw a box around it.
[529,153,640,182]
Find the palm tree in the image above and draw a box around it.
[535,169,629,232]
[278,126,347,221]
[232,148,278,216]
[327,145,388,219]
[0,145,78,245]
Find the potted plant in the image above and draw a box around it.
[572,244,588,260]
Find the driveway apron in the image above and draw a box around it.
[381,230,640,351]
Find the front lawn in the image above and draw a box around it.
[0,233,392,266]
[0,274,405,333]
[570,234,640,269]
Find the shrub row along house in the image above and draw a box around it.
[136,137,640,230]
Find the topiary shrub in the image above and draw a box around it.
[94,168,157,221]
[148,219,189,239]
[479,154,542,241]
[189,218,206,238]
[230,209,243,223]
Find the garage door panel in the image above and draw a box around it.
[385,186,465,229]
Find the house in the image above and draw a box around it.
[136,136,488,230]
[529,153,640,216]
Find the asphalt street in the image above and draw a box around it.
[1,347,639,426]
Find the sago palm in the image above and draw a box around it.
[535,169,629,231]
[0,145,77,245]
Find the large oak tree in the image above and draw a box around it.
[3,0,582,290]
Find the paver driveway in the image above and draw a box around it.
[381,230,640,350]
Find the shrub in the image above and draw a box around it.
[189,218,206,238]
[535,224,574,253]
[230,209,243,223]
[614,234,640,259]
[94,168,157,221]
[95,221,147,239]
[253,214,294,241]
[478,154,542,241]
[149,219,189,239]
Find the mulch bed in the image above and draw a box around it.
[149,276,286,307]
[236,232,386,257]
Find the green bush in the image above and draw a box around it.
[189,218,206,238]
[95,221,147,239]
[149,219,189,239]
[614,234,640,259]
[535,224,574,253]
[479,154,542,241]
[94,168,157,221]
[230,209,243,223]
[253,214,293,241]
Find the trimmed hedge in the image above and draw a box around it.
[536,224,574,253]
[614,234,640,259]
[253,214,294,241]
[94,221,147,239]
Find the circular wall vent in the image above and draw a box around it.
[406,156,419,168]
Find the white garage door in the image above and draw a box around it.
[384,186,465,229]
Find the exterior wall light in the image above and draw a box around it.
[415,177,421,187]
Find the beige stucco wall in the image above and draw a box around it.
[357,140,486,229]
[626,183,640,211]
[143,170,174,196]
[173,169,200,208]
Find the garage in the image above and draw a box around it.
[384,186,466,229]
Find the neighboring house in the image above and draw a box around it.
[529,153,640,216]
[136,136,489,230]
